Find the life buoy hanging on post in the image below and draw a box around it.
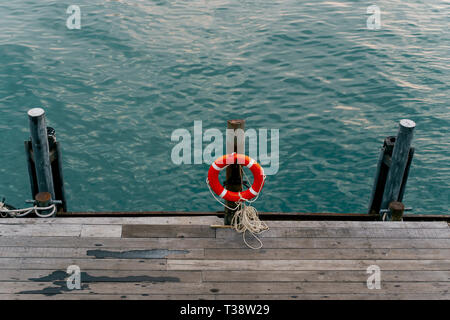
[207,153,265,202]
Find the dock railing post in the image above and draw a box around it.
[27,108,56,215]
[380,119,415,220]
[224,120,245,225]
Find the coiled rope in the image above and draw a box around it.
[230,203,269,249]
[0,202,56,218]
[206,167,269,249]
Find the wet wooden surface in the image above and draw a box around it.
[0,217,448,300]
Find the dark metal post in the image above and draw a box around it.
[380,119,415,219]
[389,201,405,221]
[47,127,67,212]
[224,120,245,225]
[368,146,387,215]
[398,147,415,203]
[35,192,51,207]
[24,140,38,198]
[28,108,55,200]
[53,141,67,212]
[368,136,395,215]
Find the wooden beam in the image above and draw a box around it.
[52,211,450,222]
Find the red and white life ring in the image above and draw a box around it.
[207,153,265,202]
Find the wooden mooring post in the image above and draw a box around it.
[224,120,245,225]
[368,119,415,220]
[28,108,55,200]
[26,108,67,214]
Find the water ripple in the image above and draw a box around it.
[0,0,448,214]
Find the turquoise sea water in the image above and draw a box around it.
[0,1,448,214]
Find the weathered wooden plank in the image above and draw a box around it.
[121,225,215,238]
[216,227,450,239]
[52,211,449,221]
[0,258,167,270]
[213,293,450,300]
[204,248,450,260]
[1,281,448,295]
[0,293,215,300]
[0,224,81,237]
[266,221,449,229]
[0,217,224,225]
[0,293,447,300]
[0,236,449,249]
[80,225,122,238]
[203,270,450,282]
[58,211,220,217]
[1,269,447,283]
[168,259,450,271]
[0,269,201,283]
[0,247,204,259]
[0,224,122,238]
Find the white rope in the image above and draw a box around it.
[231,203,269,250]
[0,203,56,218]
[0,202,34,217]
[206,173,268,249]
[206,178,239,211]
[34,205,57,218]
[0,203,8,218]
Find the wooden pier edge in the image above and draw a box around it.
[54,211,450,222]
[0,217,448,300]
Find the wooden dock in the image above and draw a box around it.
[0,216,449,300]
